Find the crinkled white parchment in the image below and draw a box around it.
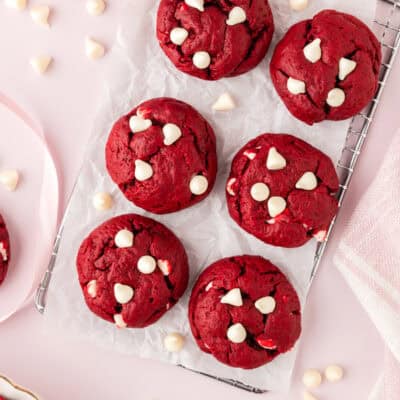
[44,0,375,392]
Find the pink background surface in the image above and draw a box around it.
[0,1,398,399]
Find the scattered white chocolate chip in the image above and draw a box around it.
[114,283,134,304]
[92,192,113,210]
[5,0,26,10]
[220,288,243,307]
[302,369,323,389]
[339,57,357,81]
[325,365,344,382]
[303,39,322,63]
[227,323,247,344]
[226,177,237,196]
[205,282,213,291]
[85,37,105,60]
[268,196,286,218]
[87,280,97,298]
[289,0,308,11]
[162,123,182,146]
[185,0,204,12]
[114,229,134,248]
[255,296,276,314]
[193,51,211,69]
[314,230,327,242]
[190,175,208,195]
[30,5,50,27]
[113,314,127,328]
[86,0,106,16]
[157,259,172,276]
[250,182,270,202]
[0,242,7,261]
[266,147,286,170]
[137,255,157,274]
[287,77,306,95]
[243,150,256,160]
[295,172,318,191]
[0,169,19,191]
[327,88,345,107]
[129,115,152,133]
[134,160,153,181]
[170,27,189,45]
[164,333,185,352]
[226,6,246,26]
[30,56,52,74]
[303,391,318,400]
[212,92,236,111]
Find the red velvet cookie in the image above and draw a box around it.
[189,255,301,369]
[226,134,339,248]
[0,214,10,286]
[76,214,189,328]
[156,0,274,80]
[106,98,217,214]
[270,10,381,125]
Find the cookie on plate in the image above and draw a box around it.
[0,214,10,286]
[76,214,189,328]
[106,97,217,214]
[270,10,381,125]
[226,134,339,248]
[189,255,301,369]
[156,0,274,80]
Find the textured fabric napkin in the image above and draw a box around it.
[334,131,400,400]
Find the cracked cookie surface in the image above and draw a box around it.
[156,0,274,80]
[76,214,189,328]
[226,134,339,248]
[270,10,381,125]
[106,97,217,214]
[189,255,301,369]
[0,214,10,286]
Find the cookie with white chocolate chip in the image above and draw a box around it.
[189,255,301,369]
[156,0,274,80]
[270,10,381,125]
[226,134,339,248]
[0,214,10,286]
[105,97,217,214]
[76,214,189,328]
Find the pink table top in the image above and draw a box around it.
[0,1,398,399]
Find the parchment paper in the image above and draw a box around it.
[44,0,375,392]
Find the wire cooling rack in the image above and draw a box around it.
[35,0,400,394]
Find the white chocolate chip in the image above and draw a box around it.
[185,0,204,12]
[314,230,327,242]
[226,6,246,26]
[5,0,26,10]
[266,147,286,170]
[164,333,185,352]
[137,255,157,274]
[227,323,247,344]
[113,314,127,328]
[0,242,8,261]
[193,51,211,69]
[134,160,153,181]
[170,27,189,45]
[190,175,208,195]
[268,196,286,218]
[85,37,105,59]
[129,115,152,133]
[303,369,322,388]
[87,280,97,298]
[255,296,276,314]
[114,229,134,248]
[157,259,172,276]
[296,172,318,191]
[243,150,256,160]
[226,178,237,196]
[92,192,113,210]
[0,169,19,191]
[289,0,308,11]
[86,0,106,16]
[30,5,50,27]
[220,288,243,307]
[205,282,213,291]
[303,391,318,400]
[30,56,52,74]
[339,57,357,81]
[212,92,236,111]
[162,123,182,146]
[325,365,344,382]
[327,88,345,107]
[250,183,270,202]
[287,77,306,95]
[303,39,322,63]
[114,283,134,304]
